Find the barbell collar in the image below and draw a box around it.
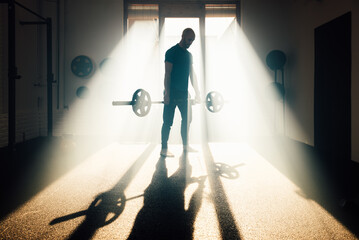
[152,100,164,104]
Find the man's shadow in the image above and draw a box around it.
[127,154,206,240]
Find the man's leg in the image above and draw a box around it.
[161,102,176,157]
[178,99,192,151]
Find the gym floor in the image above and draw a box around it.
[0,137,358,239]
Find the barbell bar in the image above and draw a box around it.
[112,88,225,117]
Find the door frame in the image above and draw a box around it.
[123,0,240,92]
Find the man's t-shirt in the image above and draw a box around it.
[165,44,192,99]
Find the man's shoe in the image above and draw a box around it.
[160,149,174,158]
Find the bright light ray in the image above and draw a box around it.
[205,17,308,145]
[203,16,343,230]
[205,18,279,142]
[54,7,330,211]
[40,19,165,187]
[56,13,311,185]
[58,19,162,144]
[58,18,206,146]
[3,7,355,240]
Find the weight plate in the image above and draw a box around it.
[132,89,151,117]
[206,91,224,113]
[266,50,286,71]
[71,55,94,77]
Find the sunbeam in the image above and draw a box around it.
[1,2,358,239]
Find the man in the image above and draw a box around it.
[160,28,200,157]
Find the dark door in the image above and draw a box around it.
[314,12,351,193]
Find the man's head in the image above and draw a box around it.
[179,28,195,49]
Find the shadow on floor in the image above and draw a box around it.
[202,143,243,240]
[127,155,206,240]
[49,143,156,240]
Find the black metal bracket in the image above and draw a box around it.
[15,1,46,20]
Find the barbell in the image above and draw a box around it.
[112,89,225,117]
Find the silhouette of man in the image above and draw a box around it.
[127,156,206,240]
[160,28,201,157]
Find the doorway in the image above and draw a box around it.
[161,17,203,144]
[314,12,351,192]
[125,2,239,142]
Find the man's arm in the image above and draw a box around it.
[190,64,200,102]
[164,61,173,105]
